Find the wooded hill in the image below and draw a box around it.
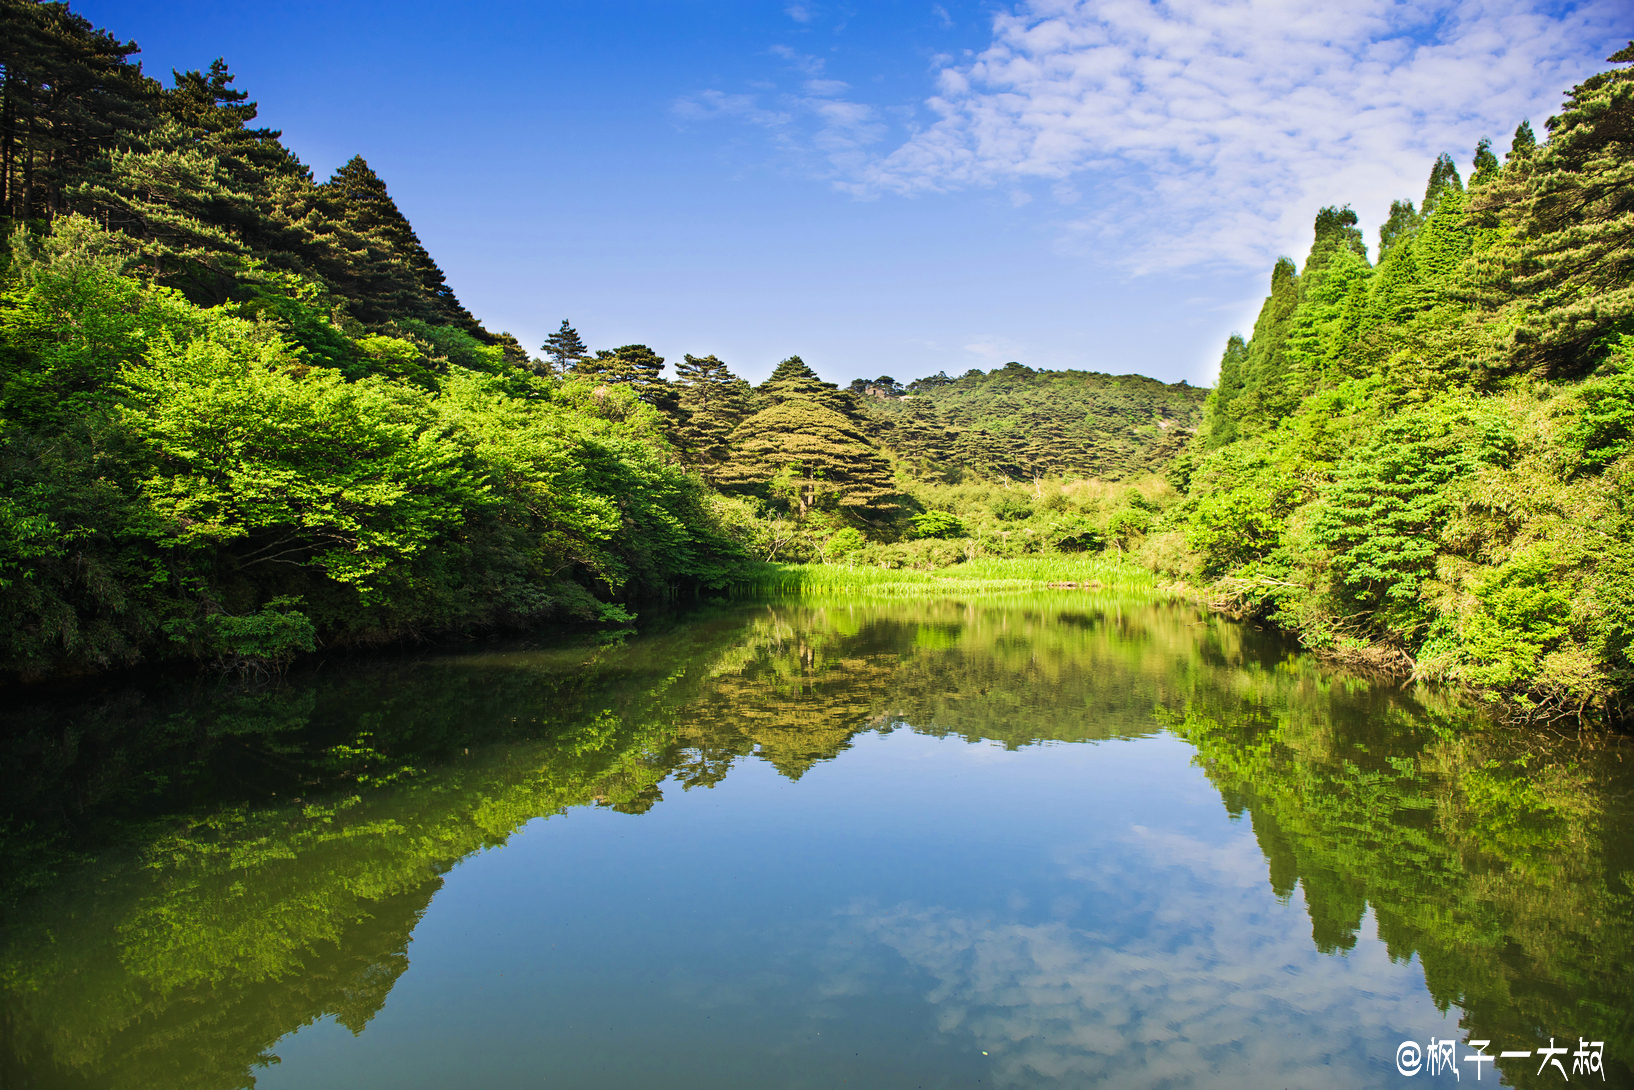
[1164,42,1634,721]
[852,365,1205,482]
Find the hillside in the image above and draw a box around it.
[1157,43,1634,720]
[854,364,1207,482]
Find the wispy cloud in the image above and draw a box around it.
[671,90,791,128]
[786,3,814,24]
[673,80,885,177]
[769,43,826,75]
[840,0,1626,272]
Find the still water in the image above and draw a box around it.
[1,595,1630,1089]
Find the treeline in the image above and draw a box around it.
[0,0,1212,680]
[0,1,768,678]
[1164,43,1634,719]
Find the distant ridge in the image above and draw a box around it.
[857,362,1207,481]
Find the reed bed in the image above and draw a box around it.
[729,555,1160,597]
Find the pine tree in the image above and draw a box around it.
[1507,119,1537,162]
[1471,137,1500,185]
[1421,153,1464,218]
[673,353,751,477]
[717,399,899,523]
[1285,207,1375,394]
[1201,335,1249,449]
[1477,41,1634,373]
[576,344,683,422]
[1378,200,1418,261]
[542,320,588,374]
[319,156,480,331]
[755,355,860,418]
[1234,256,1302,430]
[0,0,154,220]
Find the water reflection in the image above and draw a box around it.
[1,594,1629,1088]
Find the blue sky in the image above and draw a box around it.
[77,0,1626,386]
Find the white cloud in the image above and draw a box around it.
[786,4,814,24]
[674,72,885,177]
[803,78,852,96]
[769,43,826,76]
[838,825,1464,1088]
[671,90,791,128]
[840,0,1627,272]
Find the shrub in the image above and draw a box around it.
[908,510,966,539]
[825,526,865,559]
[991,495,1034,521]
[204,598,317,675]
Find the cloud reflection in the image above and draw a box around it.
[838,825,1459,1088]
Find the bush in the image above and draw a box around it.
[825,526,865,559]
[908,510,966,539]
[1049,515,1104,552]
[203,598,317,675]
[1451,548,1572,690]
[1107,507,1153,545]
[991,494,1034,521]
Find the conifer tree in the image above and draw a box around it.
[674,354,751,478]
[1508,119,1537,162]
[717,399,898,524]
[755,355,861,418]
[542,320,588,374]
[0,0,153,220]
[1421,153,1464,218]
[1230,256,1302,430]
[1378,200,1418,261]
[320,156,480,331]
[1285,207,1374,393]
[576,344,683,422]
[1471,137,1500,185]
[1201,335,1250,449]
[1476,42,1634,372]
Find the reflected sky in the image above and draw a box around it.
[257,730,1458,1090]
[4,596,1626,1089]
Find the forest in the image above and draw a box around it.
[1,0,1630,723]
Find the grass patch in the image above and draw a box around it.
[730,555,1160,597]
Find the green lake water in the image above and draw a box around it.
[1,594,1630,1089]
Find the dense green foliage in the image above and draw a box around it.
[857,362,1205,482]
[0,217,746,677]
[1165,45,1634,720]
[8,0,1632,729]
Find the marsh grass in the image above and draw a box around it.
[730,555,1160,597]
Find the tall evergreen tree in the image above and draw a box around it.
[755,355,861,419]
[717,399,899,524]
[1507,119,1537,162]
[0,0,154,221]
[1474,42,1634,373]
[1471,137,1500,185]
[674,353,751,478]
[1421,152,1464,218]
[1201,335,1249,449]
[576,344,683,421]
[1378,200,1418,261]
[320,156,480,332]
[542,320,588,374]
[1233,256,1302,430]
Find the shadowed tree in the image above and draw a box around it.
[674,353,751,477]
[717,397,899,525]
